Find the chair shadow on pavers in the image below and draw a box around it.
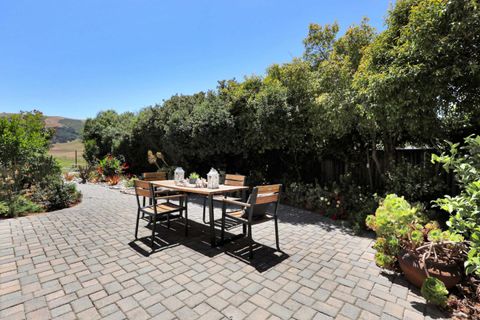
[128,218,288,272]
[222,239,289,273]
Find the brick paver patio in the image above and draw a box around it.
[0,184,446,319]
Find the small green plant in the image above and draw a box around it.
[189,172,200,180]
[421,277,449,307]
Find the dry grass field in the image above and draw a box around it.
[49,139,86,170]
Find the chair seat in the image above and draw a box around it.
[154,188,179,195]
[225,210,274,224]
[212,195,242,202]
[141,202,183,215]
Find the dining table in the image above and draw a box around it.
[150,180,249,247]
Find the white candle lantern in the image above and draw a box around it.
[207,168,219,189]
[174,167,185,184]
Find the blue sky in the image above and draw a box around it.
[0,1,391,119]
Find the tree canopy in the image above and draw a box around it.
[83,0,480,187]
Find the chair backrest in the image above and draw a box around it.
[224,174,246,186]
[134,180,153,199]
[252,184,282,205]
[246,184,282,219]
[142,171,167,181]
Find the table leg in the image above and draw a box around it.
[209,194,215,247]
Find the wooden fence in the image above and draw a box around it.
[313,148,455,191]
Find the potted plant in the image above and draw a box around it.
[366,195,466,305]
[189,172,200,184]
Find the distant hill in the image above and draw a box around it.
[0,113,85,143]
[44,116,85,143]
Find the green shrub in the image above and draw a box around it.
[0,201,9,217]
[36,182,82,211]
[385,161,449,204]
[96,154,128,181]
[421,277,448,307]
[0,111,82,218]
[336,173,377,233]
[9,196,43,216]
[97,154,127,178]
[432,135,480,276]
[284,179,376,233]
[366,194,426,270]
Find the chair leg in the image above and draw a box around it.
[167,213,170,229]
[202,197,208,224]
[150,215,157,253]
[248,223,253,259]
[242,223,247,236]
[221,210,226,242]
[135,209,141,240]
[274,215,280,251]
[184,207,188,236]
[147,216,152,227]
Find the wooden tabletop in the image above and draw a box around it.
[150,180,248,195]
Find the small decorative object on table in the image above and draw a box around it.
[196,178,207,188]
[174,167,185,185]
[207,168,219,189]
[189,172,200,184]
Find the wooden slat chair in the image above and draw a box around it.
[220,184,282,259]
[202,174,246,223]
[141,171,178,217]
[134,180,188,253]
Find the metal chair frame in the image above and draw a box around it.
[134,180,188,253]
[220,184,281,259]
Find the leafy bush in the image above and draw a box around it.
[366,194,426,269]
[0,201,8,217]
[0,112,81,217]
[385,161,449,204]
[284,178,376,233]
[421,277,448,307]
[336,173,377,233]
[42,182,82,211]
[432,135,480,276]
[9,196,43,216]
[367,194,467,306]
[97,154,127,178]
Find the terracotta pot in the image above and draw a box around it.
[398,251,462,289]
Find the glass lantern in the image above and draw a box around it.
[207,168,219,189]
[174,167,185,184]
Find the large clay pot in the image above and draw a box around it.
[398,251,462,289]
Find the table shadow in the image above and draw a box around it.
[128,217,289,272]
